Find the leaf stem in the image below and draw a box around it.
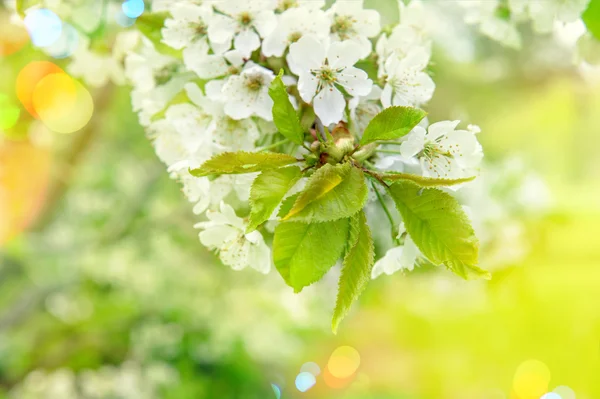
[377,141,404,146]
[376,149,400,155]
[260,139,290,151]
[371,181,397,239]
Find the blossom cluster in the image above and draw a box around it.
[123,0,491,276]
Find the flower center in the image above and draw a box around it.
[288,31,303,43]
[154,63,180,85]
[239,12,253,27]
[244,74,265,92]
[316,66,337,85]
[278,0,298,11]
[193,22,207,38]
[331,15,357,40]
[420,142,452,161]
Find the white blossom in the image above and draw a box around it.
[509,0,590,33]
[220,65,275,120]
[371,235,420,279]
[162,3,226,52]
[380,47,435,108]
[400,121,483,179]
[460,0,521,49]
[288,36,372,126]
[195,202,271,274]
[208,0,278,56]
[326,0,381,59]
[262,7,330,57]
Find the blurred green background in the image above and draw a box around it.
[1,1,600,398]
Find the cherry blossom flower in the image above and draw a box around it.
[509,0,590,33]
[380,47,435,108]
[262,7,330,57]
[195,202,271,274]
[208,0,278,56]
[162,3,228,53]
[400,121,483,179]
[326,0,381,59]
[220,65,275,121]
[287,36,372,126]
[372,234,420,279]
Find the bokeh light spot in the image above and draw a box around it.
[24,8,63,47]
[513,359,551,399]
[327,346,361,379]
[300,361,321,377]
[323,364,354,389]
[44,23,79,59]
[553,386,576,399]
[32,74,94,134]
[0,94,20,130]
[16,61,66,118]
[271,383,281,399]
[541,393,562,399]
[115,10,137,27]
[0,15,29,56]
[122,0,145,18]
[295,372,316,392]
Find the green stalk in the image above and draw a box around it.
[260,139,290,151]
[370,180,398,239]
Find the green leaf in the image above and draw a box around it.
[332,211,375,333]
[136,13,182,58]
[277,193,300,218]
[247,166,302,233]
[383,173,476,187]
[16,0,25,17]
[360,106,427,145]
[190,152,298,177]
[269,70,305,145]
[281,163,368,223]
[273,219,350,292]
[387,180,490,280]
[583,0,600,41]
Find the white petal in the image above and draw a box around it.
[400,127,426,159]
[380,84,393,108]
[262,27,287,57]
[288,35,326,74]
[336,66,372,97]
[253,10,278,38]
[297,72,319,103]
[208,15,236,45]
[427,120,461,140]
[199,225,238,248]
[313,86,346,126]
[184,49,229,79]
[327,40,362,69]
[400,236,419,270]
[234,29,261,55]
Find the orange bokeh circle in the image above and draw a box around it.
[16,61,66,118]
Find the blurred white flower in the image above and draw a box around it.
[509,0,590,33]
[400,121,483,179]
[326,0,381,58]
[372,234,420,279]
[380,47,435,108]
[288,36,372,125]
[162,3,226,52]
[209,0,278,56]
[262,7,330,57]
[195,202,271,274]
[460,0,521,49]
[221,65,275,120]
